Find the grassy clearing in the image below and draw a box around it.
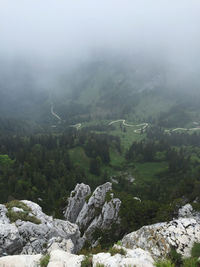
[134,162,168,183]
[108,124,145,151]
[109,148,125,167]
[69,147,90,171]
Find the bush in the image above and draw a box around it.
[108,246,126,256]
[6,200,31,212]
[5,200,41,224]
[182,257,199,267]
[81,255,93,267]
[105,190,114,202]
[40,254,50,267]
[191,243,200,258]
[168,247,182,266]
[79,244,106,256]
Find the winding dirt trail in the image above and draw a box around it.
[109,120,149,133]
[165,127,200,133]
[50,104,200,133]
[51,105,62,121]
[70,123,82,130]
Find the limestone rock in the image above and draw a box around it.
[178,204,193,218]
[48,249,84,267]
[75,182,113,229]
[92,247,154,267]
[47,237,74,253]
[64,182,121,242]
[0,200,81,256]
[0,246,154,267]
[63,183,91,223]
[0,222,23,256]
[85,198,121,239]
[0,254,41,267]
[122,217,200,258]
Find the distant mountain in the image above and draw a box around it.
[0,56,200,127]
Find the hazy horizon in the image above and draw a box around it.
[0,0,200,93]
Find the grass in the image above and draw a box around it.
[154,260,175,267]
[69,147,90,171]
[40,254,50,267]
[5,200,41,224]
[134,161,168,183]
[108,124,145,151]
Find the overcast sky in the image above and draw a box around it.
[0,0,200,88]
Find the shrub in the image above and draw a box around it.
[6,200,31,212]
[5,200,41,224]
[105,190,114,202]
[116,240,122,246]
[168,247,183,266]
[79,244,106,256]
[85,193,92,203]
[108,246,126,256]
[81,255,93,267]
[191,243,200,258]
[40,254,50,267]
[182,257,199,267]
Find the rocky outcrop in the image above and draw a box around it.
[63,183,91,223]
[64,182,121,241]
[0,200,81,257]
[122,205,200,259]
[0,245,154,267]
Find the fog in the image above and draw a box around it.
[0,0,200,91]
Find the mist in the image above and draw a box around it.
[0,0,200,92]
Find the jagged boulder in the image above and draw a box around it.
[0,200,81,256]
[64,182,121,241]
[64,183,91,223]
[122,207,200,259]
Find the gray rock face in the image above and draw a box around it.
[178,204,193,218]
[64,182,121,241]
[122,216,200,259]
[0,200,81,256]
[64,183,91,223]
